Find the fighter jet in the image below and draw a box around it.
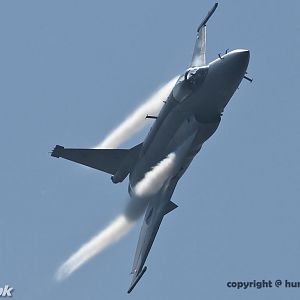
[51,3,250,293]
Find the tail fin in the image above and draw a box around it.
[51,143,143,183]
[190,3,218,67]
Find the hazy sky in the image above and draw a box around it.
[1,1,300,299]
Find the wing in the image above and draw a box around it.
[190,3,218,67]
[127,180,178,293]
[51,143,143,182]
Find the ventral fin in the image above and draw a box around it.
[164,201,178,215]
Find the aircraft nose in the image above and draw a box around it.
[228,49,250,70]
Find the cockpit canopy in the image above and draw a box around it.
[173,66,209,102]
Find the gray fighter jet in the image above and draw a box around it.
[51,3,250,293]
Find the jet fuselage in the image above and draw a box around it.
[129,49,250,190]
[127,49,250,280]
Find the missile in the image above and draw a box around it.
[145,114,157,119]
[127,266,147,294]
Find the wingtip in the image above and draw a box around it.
[51,145,64,158]
[127,266,147,294]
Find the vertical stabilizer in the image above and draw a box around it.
[190,3,218,67]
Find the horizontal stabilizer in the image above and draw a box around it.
[51,143,143,178]
[164,201,178,215]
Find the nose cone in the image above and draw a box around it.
[204,49,250,110]
[208,49,250,85]
[229,49,250,70]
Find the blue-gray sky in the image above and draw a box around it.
[1,1,300,299]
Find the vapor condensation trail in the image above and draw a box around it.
[133,153,177,197]
[55,153,177,281]
[55,75,197,281]
[95,76,179,149]
[55,215,135,281]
